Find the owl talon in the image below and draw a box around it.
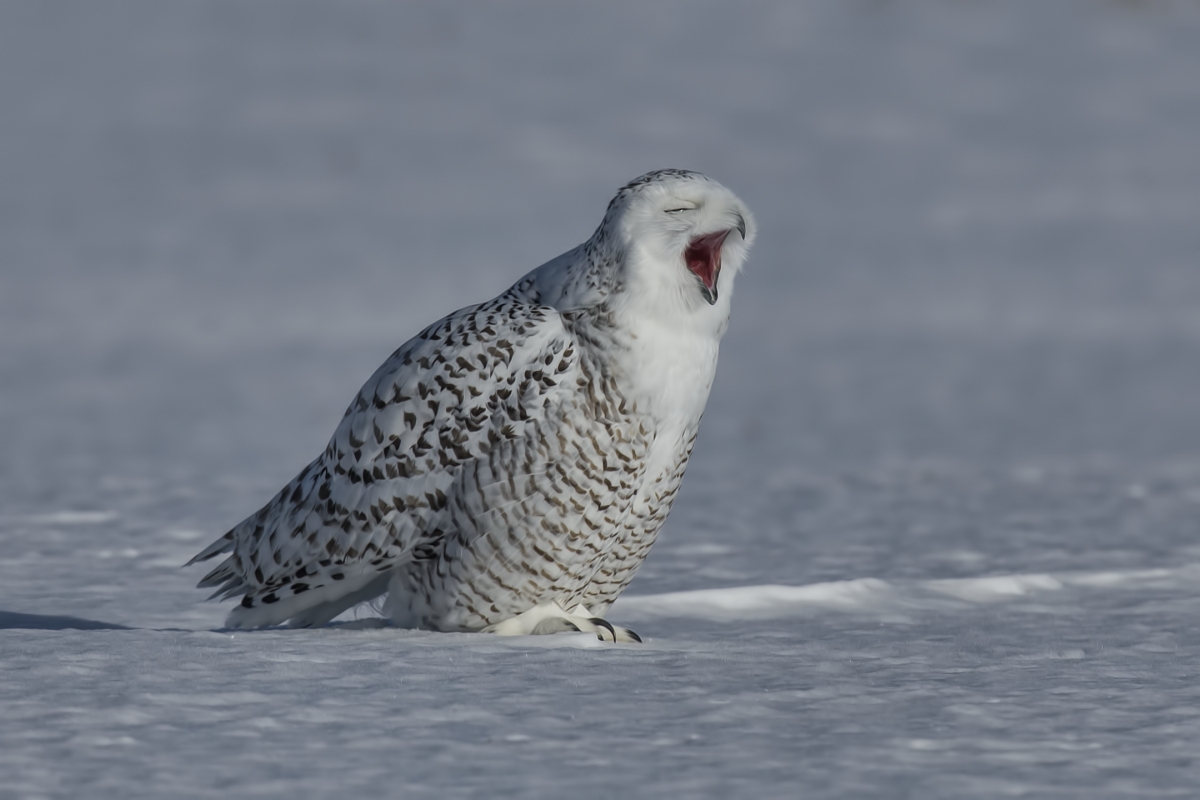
[484,601,642,643]
[587,618,641,643]
[589,617,616,641]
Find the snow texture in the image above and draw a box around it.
[3,1,1200,797]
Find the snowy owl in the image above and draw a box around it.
[188,169,755,641]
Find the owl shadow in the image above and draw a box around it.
[0,609,131,630]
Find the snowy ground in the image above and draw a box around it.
[3,2,1200,797]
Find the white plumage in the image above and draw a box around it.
[188,169,755,640]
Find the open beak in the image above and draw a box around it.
[686,223,742,305]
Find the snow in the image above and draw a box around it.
[3,1,1200,797]
[618,564,1200,620]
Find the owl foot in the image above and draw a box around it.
[484,601,642,643]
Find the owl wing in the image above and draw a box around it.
[188,296,589,628]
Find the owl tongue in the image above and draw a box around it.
[684,229,731,305]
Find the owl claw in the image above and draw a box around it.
[589,617,616,641]
[483,601,643,643]
[586,617,641,643]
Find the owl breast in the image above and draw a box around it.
[384,341,657,631]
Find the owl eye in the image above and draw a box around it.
[664,205,695,214]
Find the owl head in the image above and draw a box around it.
[600,170,755,319]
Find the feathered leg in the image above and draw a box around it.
[482,601,641,643]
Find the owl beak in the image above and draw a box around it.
[735,212,747,240]
[685,229,731,305]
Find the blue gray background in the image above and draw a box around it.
[2,2,1200,797]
